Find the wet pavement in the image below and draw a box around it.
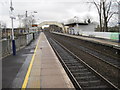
[2,37,38,89]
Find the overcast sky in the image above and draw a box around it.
[0,0,119,28]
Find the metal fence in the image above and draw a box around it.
[1,32,39,58]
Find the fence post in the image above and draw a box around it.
[33,33,35,40]
[118,33,120,43]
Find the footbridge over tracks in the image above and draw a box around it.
[38,21,66,33]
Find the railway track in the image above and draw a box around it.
[48,37,118,89]
[65,37,120,69]
[53,32,120,60]
[52,33,120,70]
[44,31,120,89]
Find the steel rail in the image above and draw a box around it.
[49,38,119,90]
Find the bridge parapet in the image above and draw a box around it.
[38,21,66,33]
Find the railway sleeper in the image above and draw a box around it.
[73,73,94,78]
[67,65,87,71]
[71,70,91,75]
[74,73,96,79]
[68,66,81,70]
[64,61,79,64]
[75,76,97,81]
[61,57,74,60]
[67,65,85,70]
[79,80,106,87]
[65,64,81,67]
[78,66,85,68]
[69,68,88,72]
[85,85,108,89]
[65,62,80,65]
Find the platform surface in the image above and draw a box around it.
[2,36,38,88]
[53,32,120,49]
[22,32,74,88]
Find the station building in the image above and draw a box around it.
[64,22,97,35]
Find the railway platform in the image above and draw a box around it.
[2,32,74,89]
[23,32,74,88]
[52,32,120,50]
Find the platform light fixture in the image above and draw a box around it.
[10,0,16,55]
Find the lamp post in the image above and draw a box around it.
[25,11,37,33]
[4,24,7,38]
[74,16,79,35]
[10,0,16,55]
[118,1,120,42]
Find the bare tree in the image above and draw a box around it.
[102,0,115,32]
[93,0,103,32]
[17,14,24,28]
[103,0,120,32]
[22,15,36,29]
[90,0,117,32]
[118,1,120,32]
[101,0,118,32]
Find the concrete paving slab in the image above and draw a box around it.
[41,68,62,76]
[41,60,57,64]
[41,63,58,69]
[40,76,67,88]
[30,68,40,76]
[27,77,40,88]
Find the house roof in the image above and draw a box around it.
[64,23,88,26]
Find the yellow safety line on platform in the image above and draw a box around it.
[21,36,40,90]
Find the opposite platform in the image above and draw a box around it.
[22,32,74,89]
[52,32,120,49]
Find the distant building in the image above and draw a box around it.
[64,22,97,34]
[2,28,26,38]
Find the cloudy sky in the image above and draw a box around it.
[0,0,119,28]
